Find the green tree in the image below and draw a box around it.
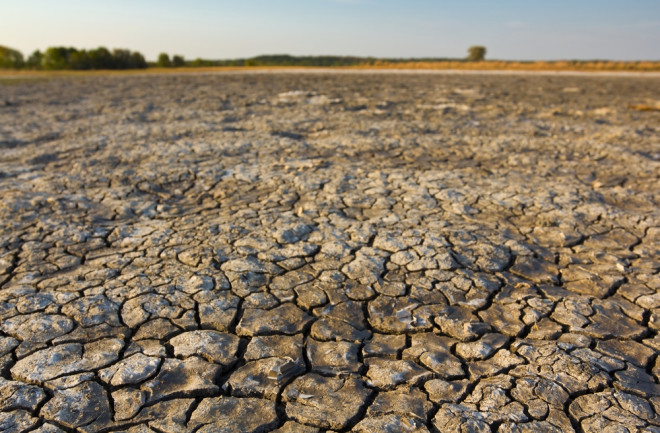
[88,47,113,69]
[172,55,185,67]
[26,50,43,69]
[129,52,147,69]
[157,53,171,67]
[467,46,487,61]
[69,50,91,70]
[42,47,78,70]
[0,45,24,69]
[112,49,133,68]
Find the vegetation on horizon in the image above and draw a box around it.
[467,46,487,61]
[2,45,659,72]
[0,45,147,70]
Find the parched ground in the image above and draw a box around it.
[0,71,659,433]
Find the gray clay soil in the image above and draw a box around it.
[0,71,659,432]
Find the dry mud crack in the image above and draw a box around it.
[0,72,659,432]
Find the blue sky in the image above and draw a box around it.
[2,0,659,60]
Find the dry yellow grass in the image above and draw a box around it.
[352,60,660,72]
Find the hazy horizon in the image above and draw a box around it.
[2,0,659,62]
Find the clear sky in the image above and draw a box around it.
[2,0,659,61]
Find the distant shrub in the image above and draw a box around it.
[0,45,24,68]
[157,53,171,67]
[172,55,185,67]
[467,46,487,61]
[26,50,43,68]
[112,49,147,69]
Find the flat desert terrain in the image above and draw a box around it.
[0,72,659,432]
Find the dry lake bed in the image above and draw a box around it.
[0,71,659,432]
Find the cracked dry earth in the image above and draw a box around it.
[0,71,659,433]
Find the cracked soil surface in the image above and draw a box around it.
[0,71,659,432]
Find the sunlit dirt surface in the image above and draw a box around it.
[1,72,659,432]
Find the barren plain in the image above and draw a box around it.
[0,72,659,432]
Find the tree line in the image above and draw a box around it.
[0,45,148,70]
[1,44,489,70]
